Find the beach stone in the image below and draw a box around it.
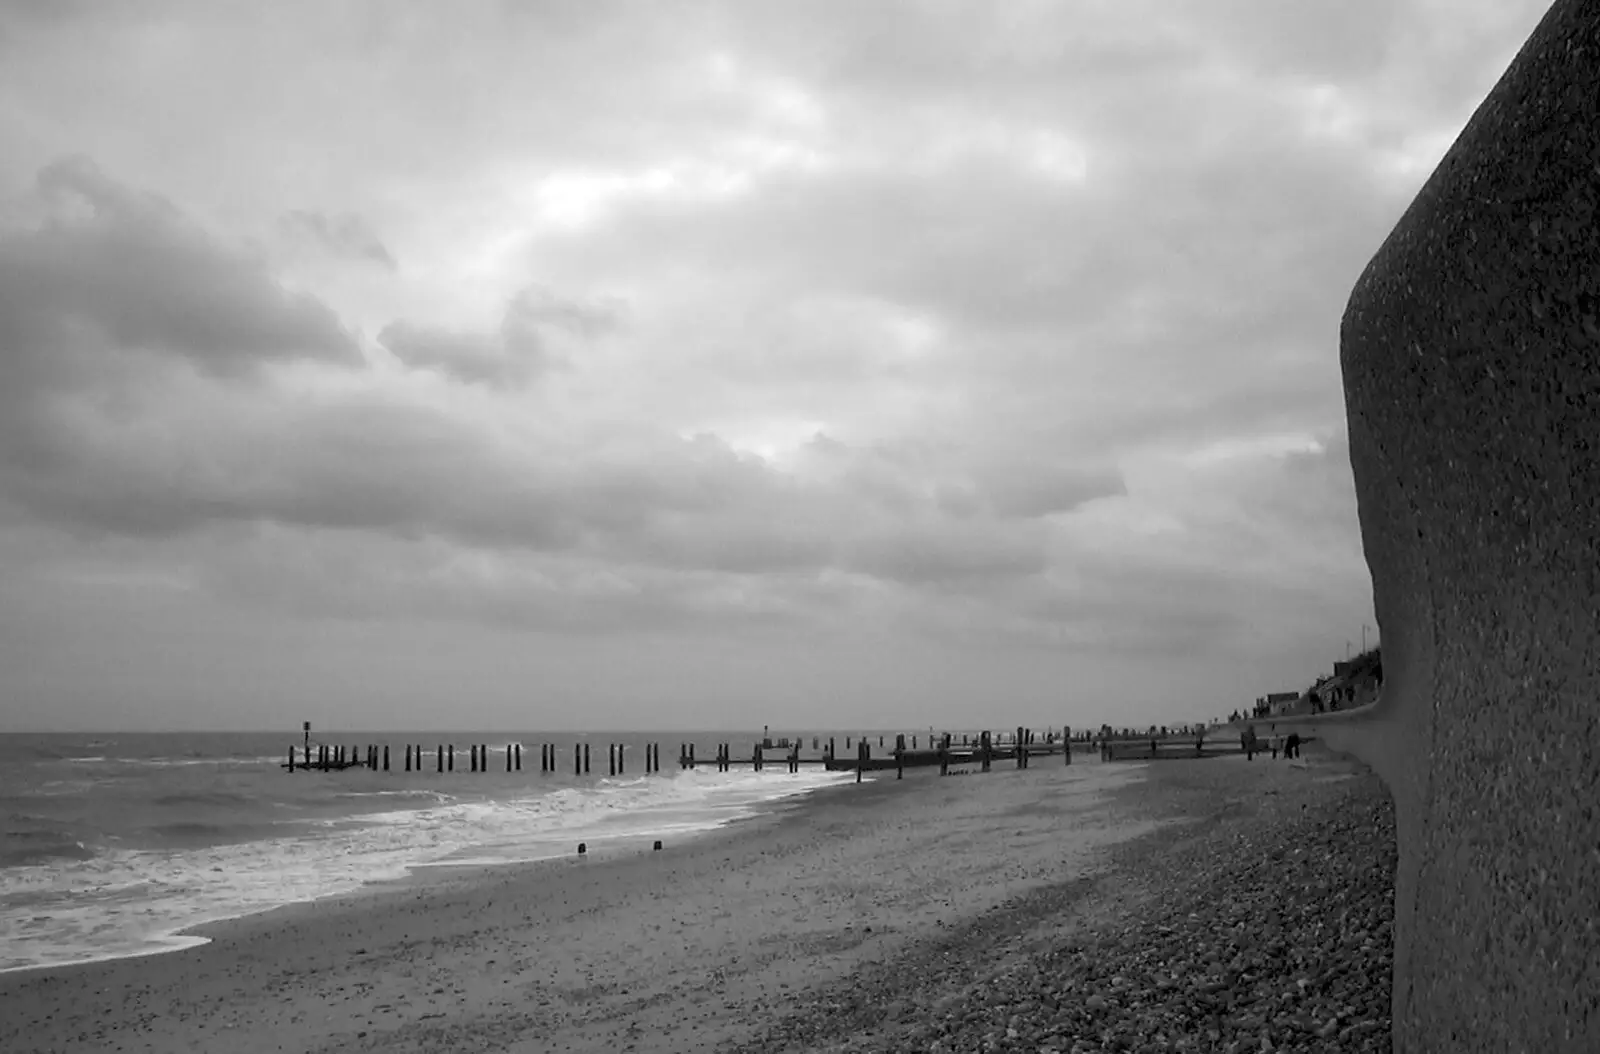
[1325,0,1600,1049]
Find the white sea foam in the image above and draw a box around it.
[0,766,854,974]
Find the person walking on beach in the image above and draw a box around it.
[1241,725,1258,760]
[1285,732,1301,759]
[1269,728,1281,760]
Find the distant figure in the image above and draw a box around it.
[1285,732,1302,759]
[1269,728,1281,760]
[1241,725,1258,760]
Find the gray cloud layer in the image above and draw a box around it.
[0,0,1549,730]
[378,286,624,387]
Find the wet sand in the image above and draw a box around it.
[0,761,1155,1054]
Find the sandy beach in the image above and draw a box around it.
[0,754,1394,1053]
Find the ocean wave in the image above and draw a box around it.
[136,821,287,848]
[151,791,253,808]
[119,757,276,768]
[0,765,858,973]
[1,824,97,868]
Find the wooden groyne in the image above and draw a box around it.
[283,724,1109,778]
[283,724,1273,777]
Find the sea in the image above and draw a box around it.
[0,730,869,975]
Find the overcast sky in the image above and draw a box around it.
[0,1,1549,733]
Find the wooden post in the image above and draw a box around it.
[827,736,835,762]
[895,744,903,780]
[689,743,696,770]
[447,745,454,772]
[856,740,864,783]
[583,743,590,774]
[383,745,390,772]
[1064,725,1072,766]
[752,743,760,772]
[1016,726,1025,769]
[981,731,991,772]
[617,743,624,775]
[404,744,411,772]
[287,745,295,772]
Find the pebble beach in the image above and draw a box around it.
[0,752,1393,1054]
[737,753,1395,1054]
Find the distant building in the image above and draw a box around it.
[1265,691,1300,716]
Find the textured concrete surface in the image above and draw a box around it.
[1286,1,1600,1049]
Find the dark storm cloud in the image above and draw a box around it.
[975,464,1127,520]
[377,286,625,387]
[279,209,397,270]
[0,158,360,381]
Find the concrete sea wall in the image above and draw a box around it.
[1284,1,1599,1048]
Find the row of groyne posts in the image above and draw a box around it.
[284,724,1076,779]
[286,732,664,776]
[680,728,1072,783]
